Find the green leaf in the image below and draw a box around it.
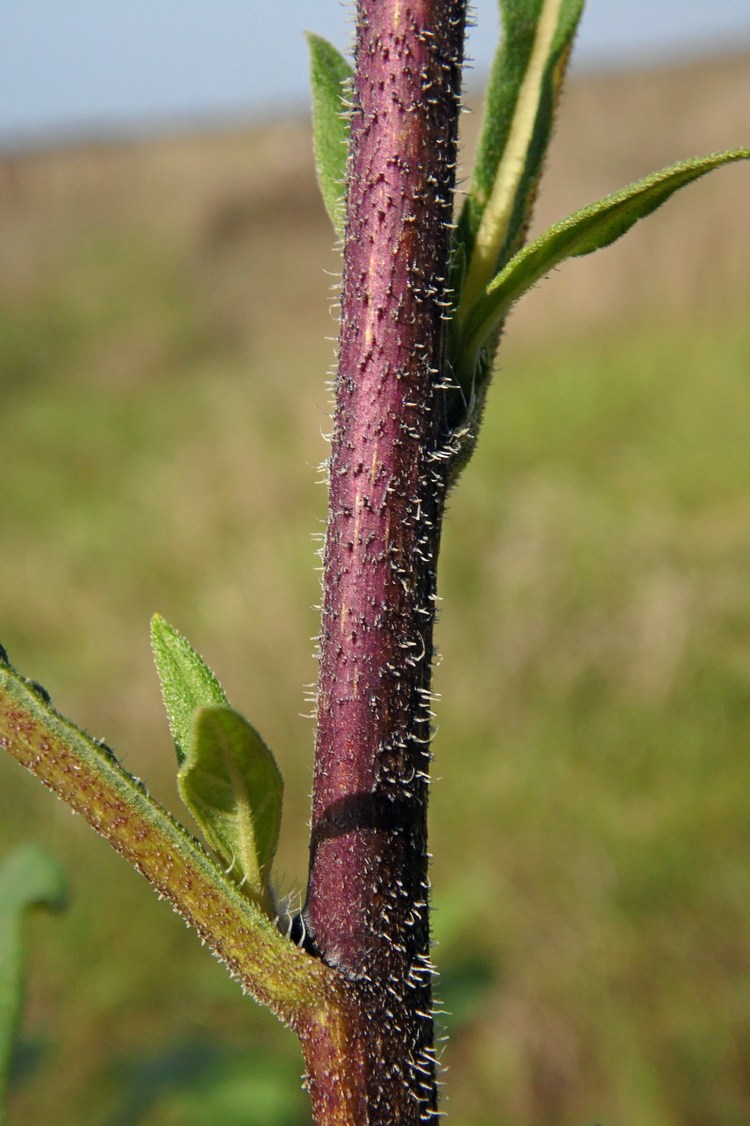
[0,846,68,1120]
[150,617,285,914]
[462,147,750,369]
[179,706,283,917]
[459,0,584,313]
[150,614,228,764]
[306,32,352,237]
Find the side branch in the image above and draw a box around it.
[0,658,343,1030]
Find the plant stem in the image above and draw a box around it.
[0,668,343,1026]
[304,1,466,1119]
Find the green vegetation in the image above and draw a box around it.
[0,846,68,1125]
[151,612,285,918]
[2,203,749,1119]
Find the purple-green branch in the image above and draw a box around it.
[0,665,345,1030]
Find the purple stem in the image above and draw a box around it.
[304,1,466,1119]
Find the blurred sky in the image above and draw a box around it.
[1,1,749,148]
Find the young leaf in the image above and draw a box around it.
[150,613,228,764]
[460,147,750,372]
[150,617,285,912]
[306,32,352,238]
[0,846,68,1119]
[459,0,584,314]
[179,705,283,916]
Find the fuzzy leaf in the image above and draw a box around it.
[459,0,584,313]
[179,706,283,916]
[462,147,750,367]
[307,32,352,237]
[0,846,68,1115]
[150,614,227,764]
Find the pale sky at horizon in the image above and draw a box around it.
[1,1,749,149]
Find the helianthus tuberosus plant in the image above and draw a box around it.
[1,1,747,1121]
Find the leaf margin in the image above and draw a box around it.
[306,31,352,238]
[459,0,585,314]
[150,613,228,765]
[460,146,750,374]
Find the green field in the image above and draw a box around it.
[2,54,750,1125]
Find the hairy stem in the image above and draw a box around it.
[0,665,344,1029]
[304,1,466,1120]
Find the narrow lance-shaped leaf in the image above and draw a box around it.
[460,147,750,375]
[150,613,228,764]
[180,706,283,917]
[0,846,68,1123]
[459,0,584,315]
[306,33,352,238]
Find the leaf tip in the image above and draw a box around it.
[150,613,228,765]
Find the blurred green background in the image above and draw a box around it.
[2,51,750,1125]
